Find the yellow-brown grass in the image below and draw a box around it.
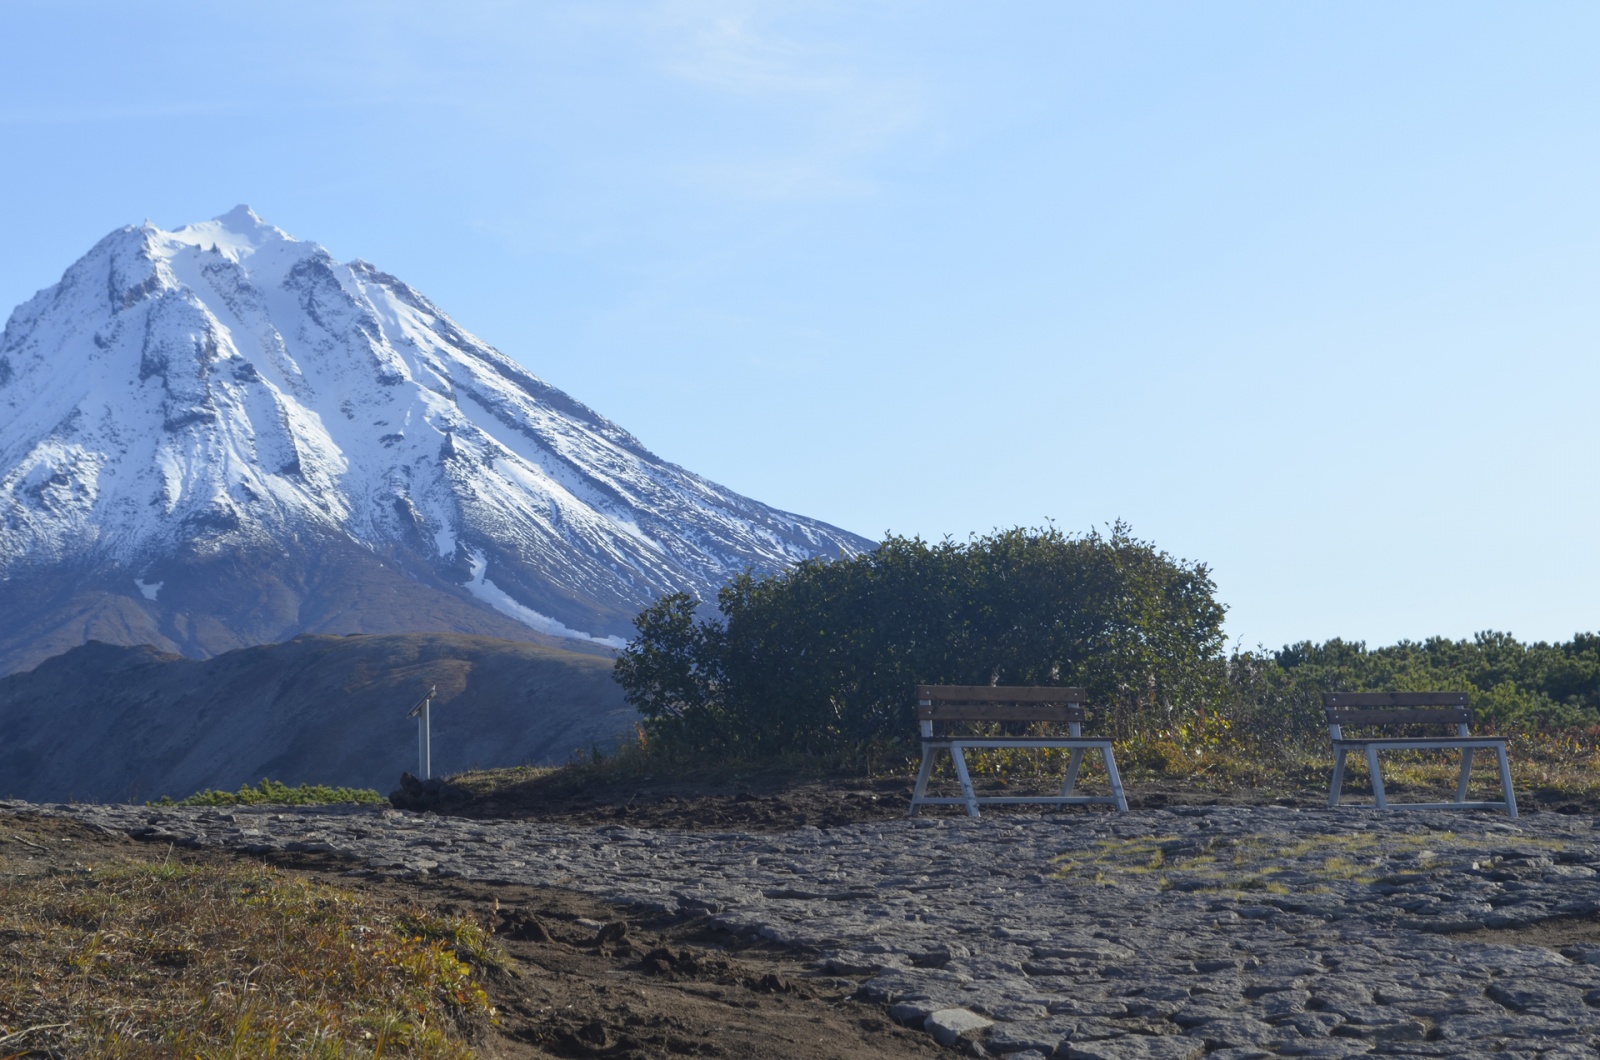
[947,727,1600,804]
[0,854,501,1058]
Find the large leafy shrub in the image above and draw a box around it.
[615,523,1228,758]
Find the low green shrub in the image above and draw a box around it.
[153,778,386,807]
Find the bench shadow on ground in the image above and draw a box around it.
[440,766,1600,833]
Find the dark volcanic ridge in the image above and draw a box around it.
[0,632,636,804]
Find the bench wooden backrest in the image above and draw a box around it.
[1322,692,1471,731]
[915,685,1087,725]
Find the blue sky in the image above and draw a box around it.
[2,1,1596,650]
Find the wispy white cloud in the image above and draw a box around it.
[659,4,853,96]
[636,0,926,200]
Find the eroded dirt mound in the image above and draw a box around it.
[452,770,926,830]
[0,813,945,1060]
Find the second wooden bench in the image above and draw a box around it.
[1325,691,1517,818]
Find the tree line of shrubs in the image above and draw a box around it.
[614,524,1600,764]
[1227,630,1600,749]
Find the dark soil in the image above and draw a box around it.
[443,764,1600,832]
[328,866,947,1060]
[0,812,945,1060]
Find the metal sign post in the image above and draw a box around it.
[406,686,438,778]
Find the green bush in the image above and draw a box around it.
[616,523,1228,758]
[153,778,386,807]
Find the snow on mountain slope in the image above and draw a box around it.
[0,207,870,663]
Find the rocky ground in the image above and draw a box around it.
[14,789,1600,1058]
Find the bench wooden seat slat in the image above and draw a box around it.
[917,685,1086,703]
[1324,692,1469,708]
[917,703,1084,723]
[909,685,1127,818]
[1323,691,1516,818]
[1326,707,1471,726]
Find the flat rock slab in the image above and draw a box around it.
[19,800,1600,1056]
[925,1006,993,1045]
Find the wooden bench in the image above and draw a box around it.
[1325,692,1517,818]
[909,685,1128,817]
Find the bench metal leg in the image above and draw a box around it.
[909,744,936,817]
[950,743,980,817]
[1497,746,1519,819]
[1102,746,1129,813]
[1060,748,1085,798]
[1455,747,1474,804]
[1327,738,1516,817]
[1367,746,1387,809]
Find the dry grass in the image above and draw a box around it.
[1049,830,1512,896]
[0,852,503,1058]
[1312,730,1600,805]
[943,726,1600,806]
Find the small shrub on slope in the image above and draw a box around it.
[153,778,386,807]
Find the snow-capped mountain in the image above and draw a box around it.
[0,206,870,674]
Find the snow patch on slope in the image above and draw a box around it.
[465,550,626,648]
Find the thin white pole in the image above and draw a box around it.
[421,699,432,779]
[407,685,437,781]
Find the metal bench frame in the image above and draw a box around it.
[1325,692,1517,818]
[909,685,1128,817]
